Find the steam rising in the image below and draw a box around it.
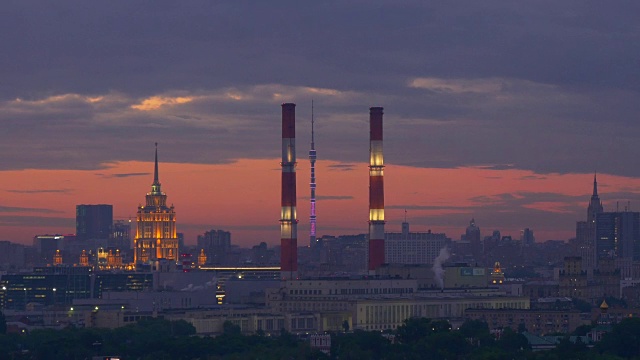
[432,247,450,289]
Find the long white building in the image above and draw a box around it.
[385,222,449,265]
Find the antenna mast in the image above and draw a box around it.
[309,100,317,248]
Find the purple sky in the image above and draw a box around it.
[1,1,640,244]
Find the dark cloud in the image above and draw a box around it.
[0,206,63,214]
[0,215,74,227]
[327,164,357,171]
[476,164,516,171]
[519,175,548,180]
[178,223,275,232]
[387,204,469,211]
[6,189,72,194]
[100,172,150,179]
[0,0,639,178]
[300,195,354,201]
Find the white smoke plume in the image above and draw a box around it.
[432,247,450,289]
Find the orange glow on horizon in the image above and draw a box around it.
[0,159,639,246]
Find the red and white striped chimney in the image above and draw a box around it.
[280,103,298,279]
[368,107,385,271]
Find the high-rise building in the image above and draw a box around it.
[133,144,179,264]
[465,218,482,258]
[577,174,603,274]
[111,220,131,251]
[596,211,640,262]
[197,229,231,265]
[76,204,113,241]
[521,228,535,247]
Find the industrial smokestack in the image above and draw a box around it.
[280,103,298,279]
[368,107,385,271]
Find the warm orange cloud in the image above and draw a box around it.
[131,96,195,111]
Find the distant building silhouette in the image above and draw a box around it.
[465,218,482,259]
[197,229,231,265]
[521,228,535,247]
[76,204,113,241]
[577,174,603,275]
[596,211,640,262]
[111,219,131,252]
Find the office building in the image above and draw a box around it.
[596,211,640,262]
[197,229,231,265]
[76,204,113,241]
[385,222,448,265]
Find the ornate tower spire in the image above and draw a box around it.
[151,143,162,195]
[587,172,603,223]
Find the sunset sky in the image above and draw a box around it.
[1,1,640,246]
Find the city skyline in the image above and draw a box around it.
[1,2,640,246]
[1,157,639,246]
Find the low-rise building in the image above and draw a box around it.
[465,308,585,335]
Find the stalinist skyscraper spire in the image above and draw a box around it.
[133,143,179,264]
[588,172,604,223]
[578,172,604,277]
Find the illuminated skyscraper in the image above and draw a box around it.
[133,144,179,264]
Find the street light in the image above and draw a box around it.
[52,288,57,307]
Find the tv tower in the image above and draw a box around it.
[309,101,317,248]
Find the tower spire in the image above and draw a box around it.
[151,143,162,195]
[154,142,159,185]
[587,171,603,223]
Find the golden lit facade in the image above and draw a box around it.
[133,144,179,264]
[53,249,63,265]
[198,249,207,266]
[80,250,89,266]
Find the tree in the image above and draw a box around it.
[222,320,242,336]
[572,324,594,336]
[331,330,390,360]
[497,328,530,355]
[597,317,640,358]
[572,298,592,313]
[342,319,350,332]
[431,319,452,333]
[0,311,6,335]
[396,317,432,344]
[459,319,494,348]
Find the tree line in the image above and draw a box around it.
[0,311,639,359]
